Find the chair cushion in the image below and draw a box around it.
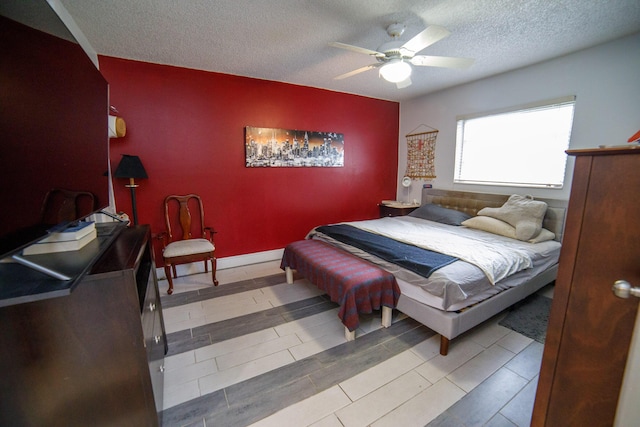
[164,238,215,258]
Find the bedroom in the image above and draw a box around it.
[1,0,639,426]
[65,2,640,269]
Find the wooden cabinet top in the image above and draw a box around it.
[0,222,128,307]
[567,145,640,156]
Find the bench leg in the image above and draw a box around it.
[285,267,293,284]
[345,327,355,341]
[381,306,392,328]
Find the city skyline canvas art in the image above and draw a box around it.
[245,126,344,167]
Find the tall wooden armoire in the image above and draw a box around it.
[532,146,640,426]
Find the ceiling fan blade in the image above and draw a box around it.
[401,25,450,55]
[334,64,380,80]
[410,55,474,69]
[328,42,384,58]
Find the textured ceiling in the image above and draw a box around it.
[55,0,640,101]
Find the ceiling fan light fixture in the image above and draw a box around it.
[379,59,411,83]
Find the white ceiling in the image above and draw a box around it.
[58,0,640,102]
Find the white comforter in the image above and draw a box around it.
[310,216,561,310]
[342,216,532,285]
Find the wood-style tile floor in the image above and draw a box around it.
[159,261,551,427]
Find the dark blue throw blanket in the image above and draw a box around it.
[315,224,458,278]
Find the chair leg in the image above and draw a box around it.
[165,265,174,295]
[172,265,177,278]
[211,256,218,286]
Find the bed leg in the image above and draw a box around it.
[345,327,355,341]
[440,335,450,356]
[381,306,392,328]
[285,267,293,284]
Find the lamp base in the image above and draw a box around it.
[126,178,139,225]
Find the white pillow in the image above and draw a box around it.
[462,216,517,239]
[462,216,556,243]
[477,194,547,241]
[528,228,556,243]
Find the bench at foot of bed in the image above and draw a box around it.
[281,239,400,341]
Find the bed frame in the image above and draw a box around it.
[397,188,568,355]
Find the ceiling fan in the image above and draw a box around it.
[329,23,474,88]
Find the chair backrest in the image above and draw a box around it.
[41,188,96,225]
[163,194,207,242]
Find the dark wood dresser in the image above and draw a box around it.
[0,225,166,426]
[532,146,640,426]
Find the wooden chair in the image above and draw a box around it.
[157,194,218,295]
[41,188,96,225]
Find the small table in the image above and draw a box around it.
[281,239,400,341]
[379,202,420,218]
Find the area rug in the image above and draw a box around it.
[499,294,552,343]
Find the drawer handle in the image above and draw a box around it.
[154,335,161,344]
[159,365,165,373]
[148,302,156,312]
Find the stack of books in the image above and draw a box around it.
[23,221,97,256]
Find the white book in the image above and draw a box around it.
[39,221,96,243]
[23,229,98,255]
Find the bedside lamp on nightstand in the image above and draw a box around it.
[401,176,411,202]
[379,177,420,217]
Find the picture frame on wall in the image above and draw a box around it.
[245,126,344,167]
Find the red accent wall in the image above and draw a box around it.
[99,56,399,262]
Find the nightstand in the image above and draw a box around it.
[378,202,420,217]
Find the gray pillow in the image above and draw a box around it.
[408,204,471,226]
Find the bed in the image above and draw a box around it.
[304,188,567,355]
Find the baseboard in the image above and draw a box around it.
[156,248,284,280]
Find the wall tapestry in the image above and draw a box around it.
[245,126,344,167]
[404,125,438,179]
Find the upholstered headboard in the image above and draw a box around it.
[422,188,568,242]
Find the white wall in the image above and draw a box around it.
[398,32,640,202]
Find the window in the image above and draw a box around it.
[454,96,575,188]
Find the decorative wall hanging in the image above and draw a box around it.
[245,126,344,167]
[404,124,438,179]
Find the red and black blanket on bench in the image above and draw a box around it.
[281,239,400,331]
